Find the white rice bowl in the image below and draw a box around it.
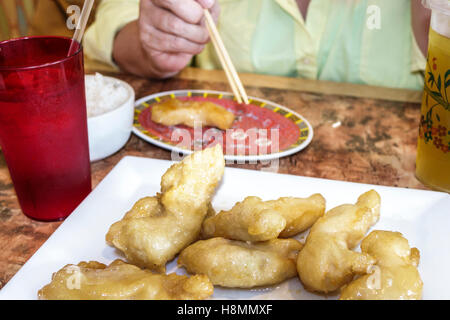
[85,73,135,162]
[85,73,130,118]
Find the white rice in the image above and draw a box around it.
[85,73,129,117]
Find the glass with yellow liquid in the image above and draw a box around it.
[416,0,450,193]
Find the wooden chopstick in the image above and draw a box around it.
[205,22,242,104]
[68,0,95,57]
[203,9,249,104]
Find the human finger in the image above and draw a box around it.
[140,23,205,54]
[152,0,204,24]
[149,4,209,44]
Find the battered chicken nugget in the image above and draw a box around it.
[106,145,225,272]
[202,194,325,242]
[202,197,286,242]
[340,230,423,300]
[297,190,381,293]
[38,260,213,300]
[178,237,303,288]
[151,98,235,130]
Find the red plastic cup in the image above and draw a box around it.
[0,36,92,221]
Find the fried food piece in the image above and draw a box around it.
[178,237,303,288]
[340,231,423,300]
[202,194,325,241]
[106,145,225,272]
[297,190,381,293]
[38,260,213,300]
[202,197,286,242]
[151,98,235,130]
[276,195,327,237]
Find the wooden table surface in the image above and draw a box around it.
[0,67,427,289]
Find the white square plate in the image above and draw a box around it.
[0,156,449,300]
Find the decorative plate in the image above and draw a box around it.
[133,90,313,161]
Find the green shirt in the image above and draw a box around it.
[84,0,426,90]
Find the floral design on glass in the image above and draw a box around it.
[419,55,450,154]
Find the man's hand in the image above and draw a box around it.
[113,0,220,78]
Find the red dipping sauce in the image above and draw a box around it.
[138,96,301,156]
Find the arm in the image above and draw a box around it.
[83,0,140,69]
[411,0,431,57]
[113,0,220,79]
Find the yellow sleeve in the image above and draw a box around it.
[83,0,139,69]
